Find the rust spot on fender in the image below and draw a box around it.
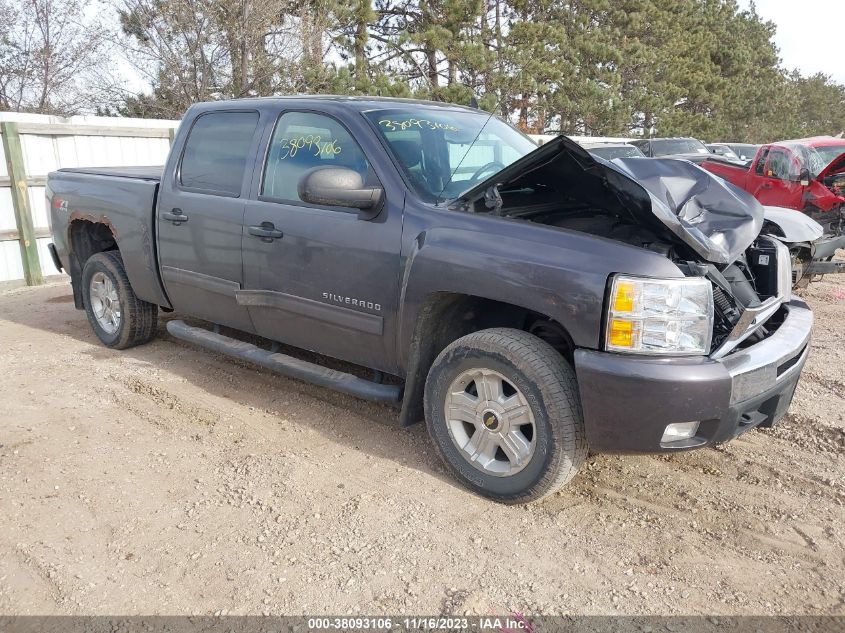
[67,210,119,239]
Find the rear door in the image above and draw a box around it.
[239,109,404,372]
[157,109,262,331]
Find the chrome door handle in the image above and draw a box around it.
[162,208,189,224]
[248,222,284,242]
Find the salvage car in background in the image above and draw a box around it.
[581,142,646,160]
[706,143,742,162]
[761,206,830,287]
[629,137,712,163]
[701,137,845,269]
[710,142,761,162]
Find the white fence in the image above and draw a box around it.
[0,113,179,286]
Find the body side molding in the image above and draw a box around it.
[236,289,384,335]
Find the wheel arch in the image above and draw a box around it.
[67,219,119,309]
[398,291,575,427]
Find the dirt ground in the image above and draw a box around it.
[0,276,843,617]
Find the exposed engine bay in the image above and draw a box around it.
[513,204,787,353]
[455,135,796,356]
[518,204,674,258]
[823,171,845,197]
[701,239,788,351]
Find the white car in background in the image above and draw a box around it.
[579,142,646,160]
[531,135,645,160]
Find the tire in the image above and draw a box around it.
[424,328,587,504]
[81,251,158,349]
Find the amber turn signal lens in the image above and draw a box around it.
[612,281,636,313]
[608,319,634,348]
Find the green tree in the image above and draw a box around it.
[790,72,845,138]
[102,0,845,143]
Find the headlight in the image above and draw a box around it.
[605,275,714,355]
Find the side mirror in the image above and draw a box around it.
[298,167,383,213]
[798,167,811,187]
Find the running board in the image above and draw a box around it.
[166,320,402,405]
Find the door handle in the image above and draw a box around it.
[248,222,284,242]
[162,208,189,224]
[761,182,773,189]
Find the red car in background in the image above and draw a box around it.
[702,137,845,259]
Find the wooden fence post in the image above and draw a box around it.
[1,122,42,286]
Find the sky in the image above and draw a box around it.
[738,0,845,83]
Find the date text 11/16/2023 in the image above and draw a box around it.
[306,616,533,631]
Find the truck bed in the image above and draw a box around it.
[58,166,163,181]
[701,156,751,188]
[706,155,752,169]
[48,167,171,309]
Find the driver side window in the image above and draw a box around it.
[766,150,790,180]
[261,111,374,204]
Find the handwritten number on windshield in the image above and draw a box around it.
[280,135,342,160]
[378,118,459,132]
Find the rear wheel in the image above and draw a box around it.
[82,251,158,349]
[424,328,587,504]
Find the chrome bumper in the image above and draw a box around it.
[720,300,813,404]
[575,299,812,453]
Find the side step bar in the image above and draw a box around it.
[166,320,402,405]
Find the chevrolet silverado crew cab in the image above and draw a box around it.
[47,97,813,504]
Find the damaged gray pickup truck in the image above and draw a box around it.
[46,97,813,503]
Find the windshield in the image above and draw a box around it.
[365,108,537,201]
[651,138,709,156]
[806,144,845,177]
[588,145,644,160]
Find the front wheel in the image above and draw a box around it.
[82,251,158,349]
[424,328,587,504]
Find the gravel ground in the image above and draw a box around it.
[0,276,843,616]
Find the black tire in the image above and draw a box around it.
[81,251,158,349]
[424,328,587,504]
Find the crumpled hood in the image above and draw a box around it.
[608,155,764,264]
[457,135,763,264]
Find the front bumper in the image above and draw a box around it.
[812,233,845,261]
[574,299,813,453]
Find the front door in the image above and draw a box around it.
[240,110,403,372]
[157,110,262,332]
[755,147,803,209]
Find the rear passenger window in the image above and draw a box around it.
[261,111,374,204]
[179,111,259,196]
